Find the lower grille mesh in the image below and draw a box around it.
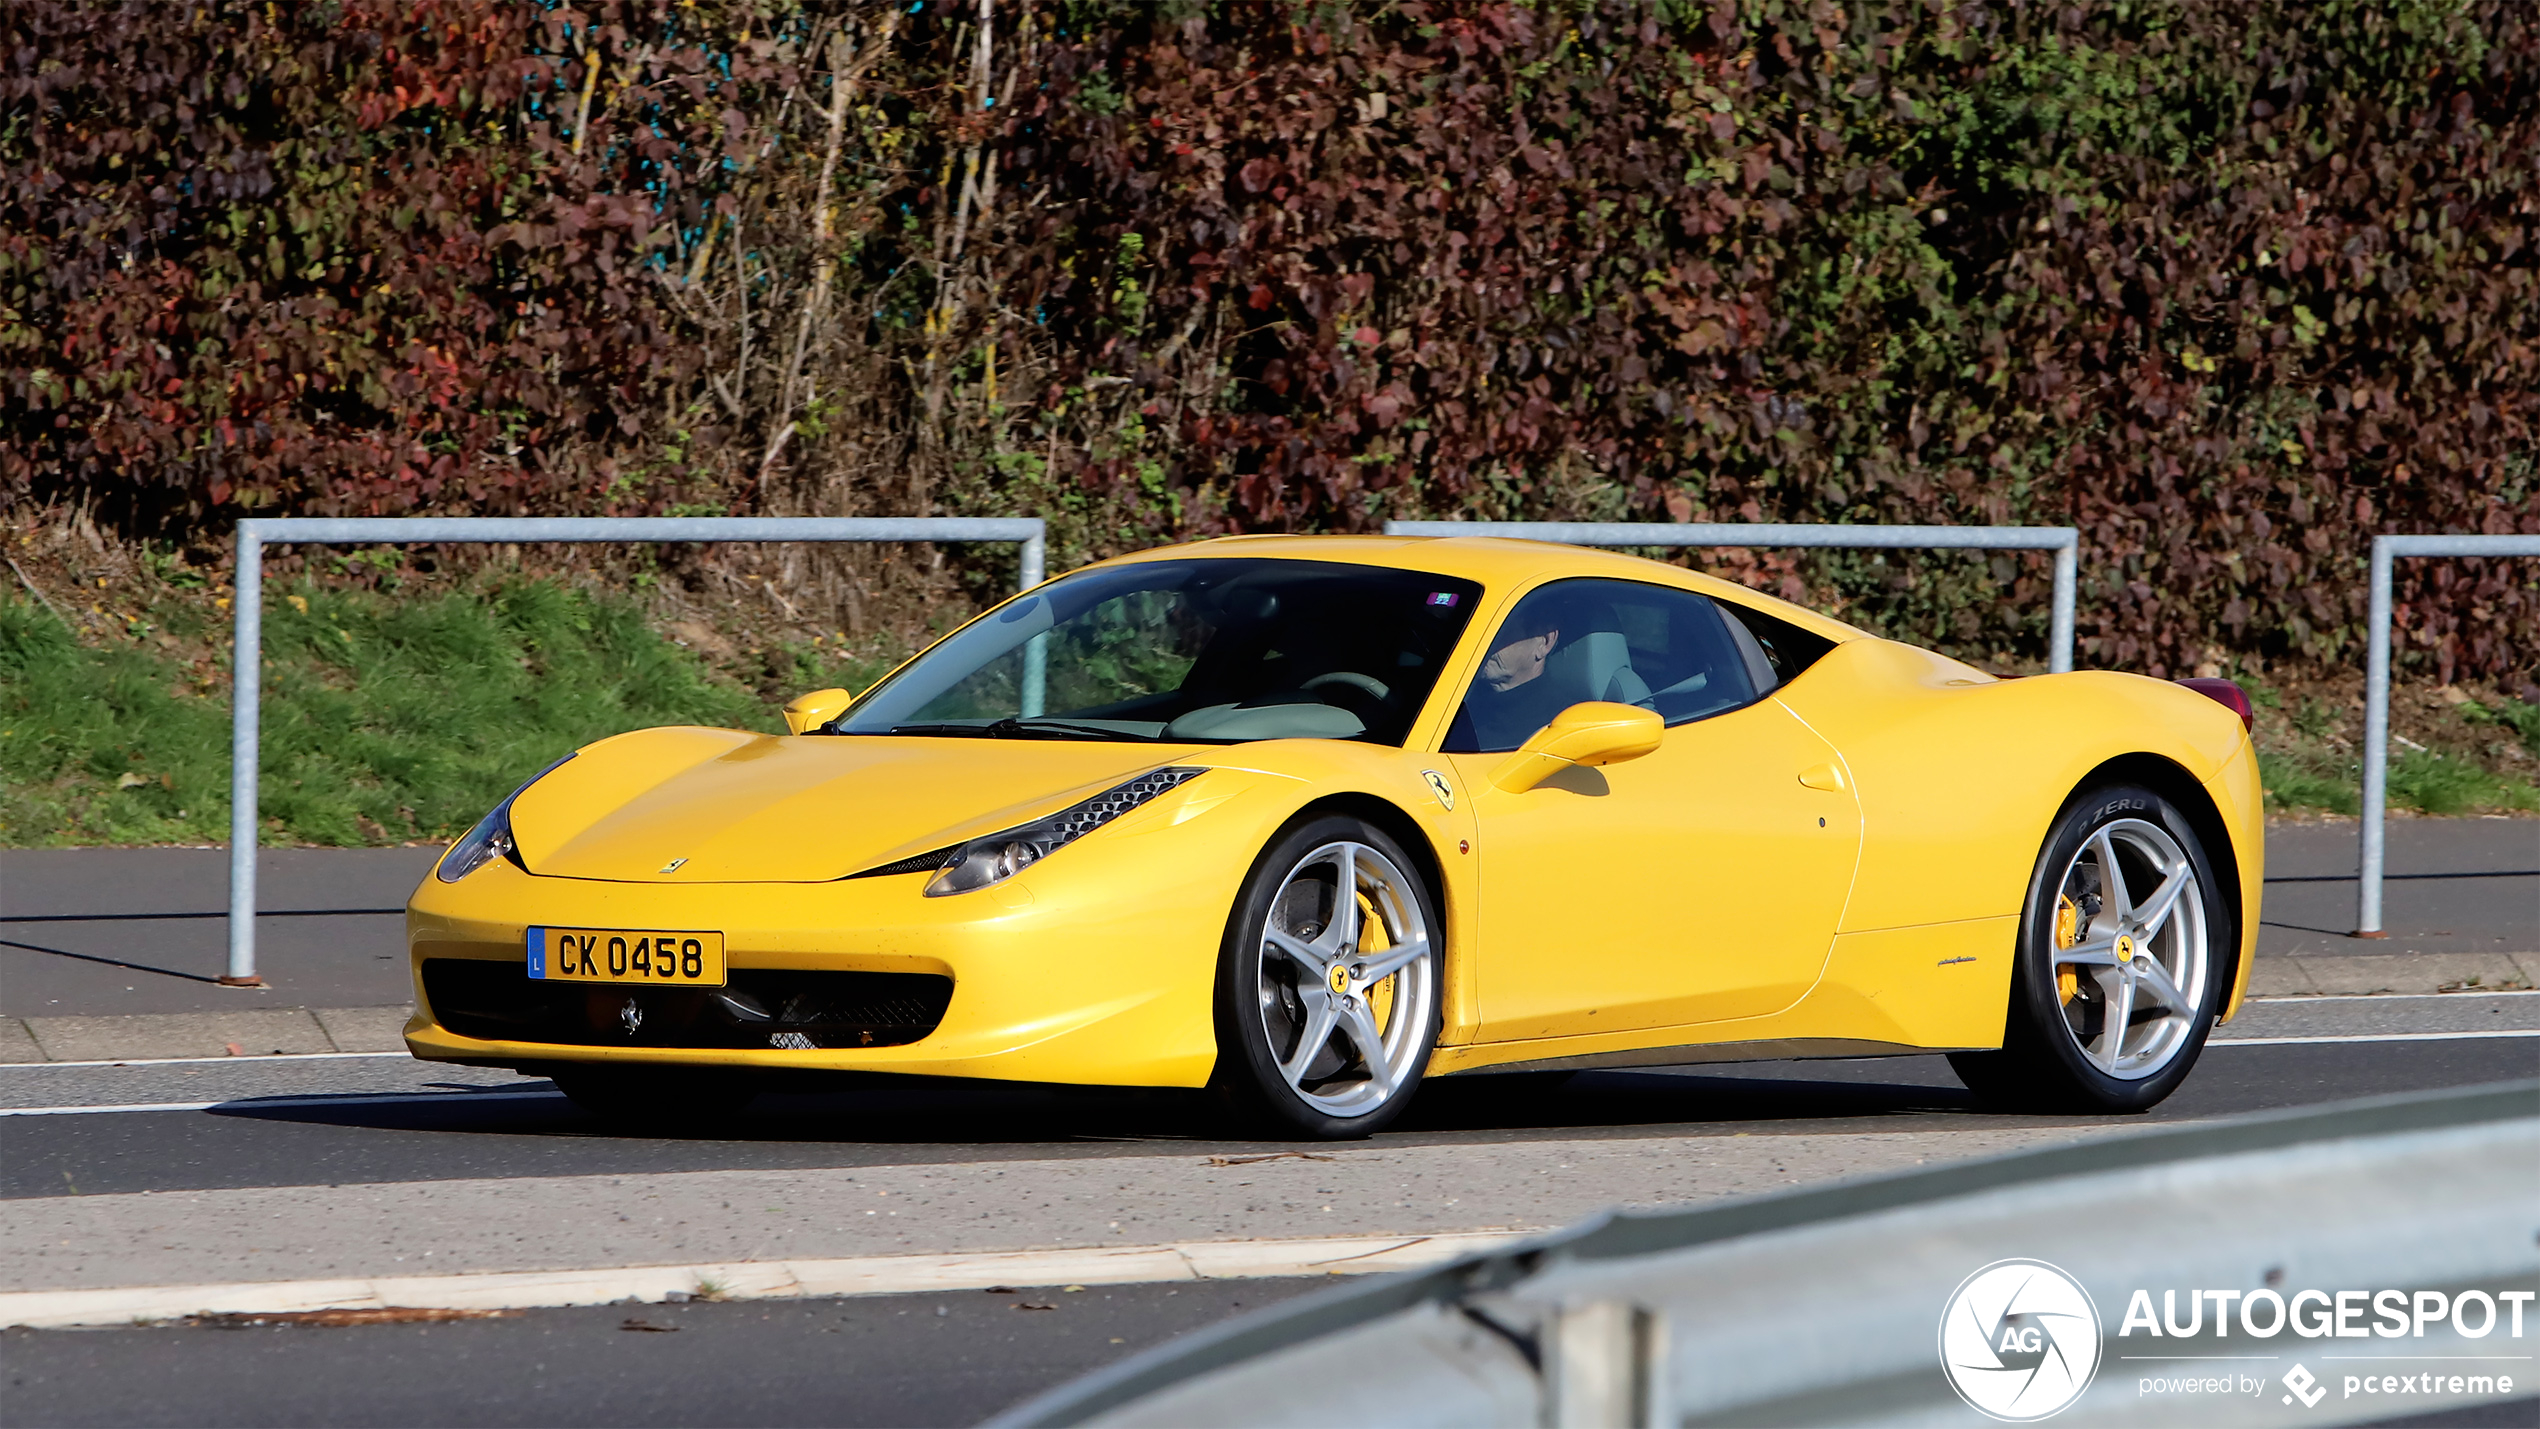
[420,959,953,1050]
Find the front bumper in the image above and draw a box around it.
[405,823,1237,1087]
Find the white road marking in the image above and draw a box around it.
[0,1090,562,1118]
[2209,1029,2540,1047]
[0,1232,1526,1328]
[2245,990,2540,1003]
[1,1029,2532,1114]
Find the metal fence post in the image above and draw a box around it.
[1020,529,1049,718]
[2049,533,2078,676]
[2353,532,2540,937]
[223,516,1047,988]
[222,523,267,987]
[1384,520,2082,673]
[2355,538,2395,938]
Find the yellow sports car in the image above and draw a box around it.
[405,535,2262,1135]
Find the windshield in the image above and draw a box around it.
[833,558,1483,745]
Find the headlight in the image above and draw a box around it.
[924,767,1205,897]
[435,754,577,883]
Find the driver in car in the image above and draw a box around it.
[1460,605,1571,751]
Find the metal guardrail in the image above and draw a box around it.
[2356,534,2540,936]
[997,1080,2540,1427]
[222,516,1046,987]
[1383,520,2082,673]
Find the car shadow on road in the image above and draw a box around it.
[197,1057,2086,1153]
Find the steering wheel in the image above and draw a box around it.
[1302,671,1390,703]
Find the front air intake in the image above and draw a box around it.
[420,960,952,1050]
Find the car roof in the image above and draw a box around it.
[1085,534,1868,645]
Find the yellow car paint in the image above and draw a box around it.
[406,534,2264,1089]
[1485,700,1664,792]
[1447,694,1862,1040]
[781,687,856,735]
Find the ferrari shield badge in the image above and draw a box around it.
[1421,770,1455,811]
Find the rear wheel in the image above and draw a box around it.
[1950,785,2229,1113]
[1212,816,1442,1138]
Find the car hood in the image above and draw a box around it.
[509,727,1204,883]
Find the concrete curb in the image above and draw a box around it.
[3,1006,412,1064]
[2245,951,2537,997]
[5,952,2535,1064]
[0,1231,1523,1330]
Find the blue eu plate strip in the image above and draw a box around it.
[525,927,547,980]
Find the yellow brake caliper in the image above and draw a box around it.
[2055,895,2081,1004]
[1356,892,1394,1034]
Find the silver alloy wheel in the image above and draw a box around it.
[1254,839,1437,1117]
[2048,817,2210,1080]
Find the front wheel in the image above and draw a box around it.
[1951,784,2230,1113]
[1212,816,1442,1138]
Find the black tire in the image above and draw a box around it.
[1211,815,1443,1139]
[1950,783,2232,1114]
[551,1066,757,1130]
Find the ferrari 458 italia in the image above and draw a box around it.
[406,536,2261,1135]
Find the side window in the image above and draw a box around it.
[1442,579,1764,753]
[1716,600,1838,688]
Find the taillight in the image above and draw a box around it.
[2176,677,2254,732]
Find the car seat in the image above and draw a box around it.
[1542,630,1653,707]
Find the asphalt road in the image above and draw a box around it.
[1,846,437,1016]
[4,818,2531,1016]
[0,1279,1325,1429]
[1,995,2532,1426]
[3,1000,2535,1204]
[4,1281,2527,1429]
[2,823,2532,1426]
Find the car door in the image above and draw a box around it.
[1441,578,1864,1041]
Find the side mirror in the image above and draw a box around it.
[1490,701,1664,793]
[782,687,857,736]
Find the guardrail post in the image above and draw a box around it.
[222,521,267,987]
[1547,1300,1667,1429]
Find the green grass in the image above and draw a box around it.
[8,578,2528,841]
[2257,750,2362,816]
[2459,696,2540,757]
[2385,748,2540,816]
[2259,746,2540,817]
[1,581,892,847]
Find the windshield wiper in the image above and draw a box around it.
[885,718,1144,741]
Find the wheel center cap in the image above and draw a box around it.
[2113,933,2137,962]
[1327,964,1352,997]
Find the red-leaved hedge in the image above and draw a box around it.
[4,0,2534,681]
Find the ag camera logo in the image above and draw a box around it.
[1941,1259,2104,1421]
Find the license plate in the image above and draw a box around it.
[527,928,726,987]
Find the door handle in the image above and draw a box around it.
[1797,762,1848,792]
